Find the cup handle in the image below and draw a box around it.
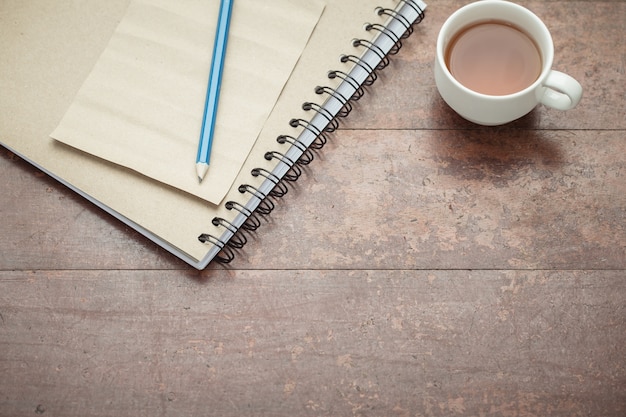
[539,70,583,110]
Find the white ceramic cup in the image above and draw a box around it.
[434,0,583,125]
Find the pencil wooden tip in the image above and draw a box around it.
[196,162,209,183]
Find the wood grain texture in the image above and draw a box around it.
[236,129,626,270]
[1,270,625,417]
[1,1,625,416]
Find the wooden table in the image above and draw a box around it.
[2,1,625,415]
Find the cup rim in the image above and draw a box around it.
[436,0,555,99]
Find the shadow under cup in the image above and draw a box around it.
[434,0,562,126]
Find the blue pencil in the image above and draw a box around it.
[196,0,234,183]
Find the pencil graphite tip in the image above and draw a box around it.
[196,162,209,183]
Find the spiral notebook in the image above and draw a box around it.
[48,0,327,205]
[0,0,426,269]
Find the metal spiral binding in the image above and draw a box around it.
[375,7,414,38]
[201,0,424,263]
[302,102,339,131]
[364,22,402,54]
[264,151,302,182]
[251,167,289,198]
[197,233,235,263]
[314,86,352,118]
[351,38,390,70]
[238,184,274,215]
[225,201,261,231]
[399,0,426,22]
[340,54,377,86]
[289,118,330,150]
[277,135,315,163]
[211,218,247,248]
[327,70,365,101]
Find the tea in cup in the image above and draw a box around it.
[434,0,583,125]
